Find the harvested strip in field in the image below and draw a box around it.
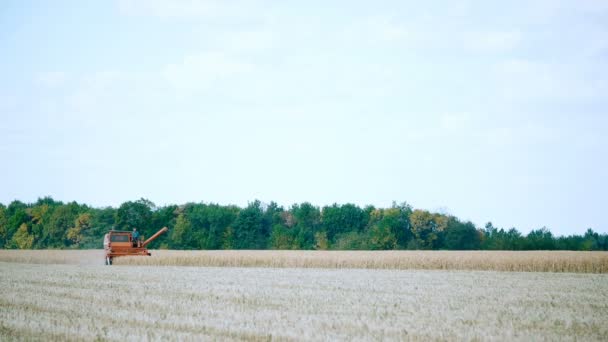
[1,262,607,341]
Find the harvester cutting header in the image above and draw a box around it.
[103,227,168,265]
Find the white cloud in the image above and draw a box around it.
[583,35,608,59]
[466,31,521,52]
[493,59,607,101]
[439,113,474,131]
[528,0,608,18]
[117,0,222,17]
[65,71,126,111]
[35,72,67,88]
[361,15,521,54]
[369,17,420,42]
[359,16,425,44]
[163,53,255,91]
[116,0,258,19]
[218,30,276,53]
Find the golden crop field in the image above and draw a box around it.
[2,259,608,341]
[1,249,607,273]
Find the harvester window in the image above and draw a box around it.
[110,235,130,242]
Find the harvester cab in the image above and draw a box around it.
[103,227,168,265]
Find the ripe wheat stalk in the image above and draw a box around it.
[1,250,605,273]
[115,250,608,273]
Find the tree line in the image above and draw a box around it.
[0,197,606,251]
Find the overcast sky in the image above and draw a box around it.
[1,0,607,235]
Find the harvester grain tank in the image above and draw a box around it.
[103,227,168,265]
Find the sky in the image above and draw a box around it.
[1,0,607,235]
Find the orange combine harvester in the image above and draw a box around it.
[103,227,168,265]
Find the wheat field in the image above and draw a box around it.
[2,251,608,340]
[117,250,608,273]
[1,261,607,341]
[1,249,606,273]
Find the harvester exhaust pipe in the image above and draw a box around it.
[142,227,169,247]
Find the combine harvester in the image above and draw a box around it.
[103,227,168,265]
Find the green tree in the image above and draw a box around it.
[481,223,525,250]
[368,222,397,250]
[443,218,480,250]
[66,213,92,247]
[29,203,54,248]
[3,198,604,252]
[11,223,34,249]
[43,203,80,247]
[555,234,585,250]
[367,203,412,249]
[367,208,396,250]
[152,205,178,238]
[582,229,600,250]
[81,207,117,248]
[390,202,413,247]
[232,201,267,249]
[0,205,7,247]
[115,199,154,233]
[29,204,51,226]
[170,213,193,248]
[270,224,295,249]
[409,210,448,249]
[525,227,555,250]
[206,205,238,249]
[290,203,320,249]
[505,228,525,250]
[314,231,329,250]
[222,226,235,249]
[333,231,368,250]
[6,200,29,240]
[321,203,366,242]
[35,196,62,207]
